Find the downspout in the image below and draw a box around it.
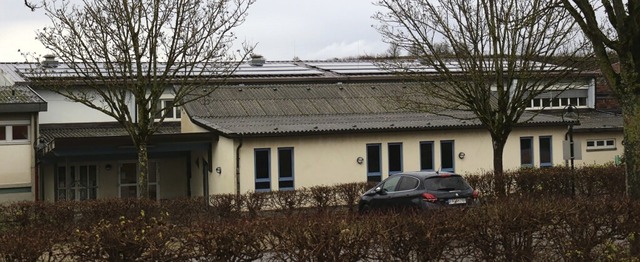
[33,114,39,201]
[235,136,243,196]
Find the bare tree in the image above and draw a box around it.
[28,0,254,198]
[375,0,586,194]
[560,0,640,200]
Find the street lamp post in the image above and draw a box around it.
[563,105,578,196]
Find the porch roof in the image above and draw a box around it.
[38,122,216,161]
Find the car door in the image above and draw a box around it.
[393,176,422,210]
[368,175,402,210]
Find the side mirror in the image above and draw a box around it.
[374,186,387,195]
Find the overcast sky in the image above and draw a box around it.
[0,0,389,62]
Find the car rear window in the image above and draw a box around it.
[424,176,471,191]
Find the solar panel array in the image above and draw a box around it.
[12,61,325,79]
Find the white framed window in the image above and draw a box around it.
[56,164,98,201]
[0,121,30,144]
[155,99,181,120]
[586,139,616,151]
[528,97,587,109]
[119,162,160,200]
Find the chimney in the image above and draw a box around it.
[41,54,59,68]
[249,54,266,66]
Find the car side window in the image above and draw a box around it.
[382,175,402,193]
[396,176,420,191]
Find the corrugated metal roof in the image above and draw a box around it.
[184,82,568,136]
[40,122,181,141]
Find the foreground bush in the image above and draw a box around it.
[0,165,636,261]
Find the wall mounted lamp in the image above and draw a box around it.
[215,167,222,174]
[105,164,112,171]
[356,157,364,165]
[458,152,466,159]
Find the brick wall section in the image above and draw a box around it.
[595,75,621,112]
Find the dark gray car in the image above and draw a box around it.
[358,171,479,213]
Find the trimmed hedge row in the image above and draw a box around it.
[0,165,636,261]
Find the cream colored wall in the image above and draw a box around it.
[209,136,239,194]
[181,113,209,133]
[573,131,624,166]
[220,126,571,194]
[0,144,32,185]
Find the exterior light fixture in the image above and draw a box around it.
[105,164,112,171]
[458,152,465,159]
[215,167,222,174]
[356,157,364,165]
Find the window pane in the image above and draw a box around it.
[367,144,381,173]
[0,126,5,140]
[120,163,137,184]
[587,141,595,147]
[12,125,28,140]
[120,186,137,198]
[57,167,67,188]
[278,148,293,178]
[382,175,402,192]
[388,143,402,173]
[255,181,270,190]
[397,177,419,191]
[279,180,294,189]
[539,137,552,166]
[420,142,434,170]
[149,162,157,183]
[149,185,157,200]
[521,138,533,165]
[441,141,454,171]
[164,100,174,118]
[175,107,182,118]
[606,140,614,146]
[533,99,541,107]
[255,149,270,179]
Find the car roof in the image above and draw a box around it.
[397,171,459,179]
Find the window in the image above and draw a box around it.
[520,137,534,167]
[388,143,403,175]
[278,148,294,190]
[155,99,181,120]
[255,148,271,192]
[420,141,434,171]
[0,122,30,143]
[539,136,553,167]
[381,175,402,193]
[366,144,382,183]
[526,89,589,110]
[586,139,616,151]
[441,140,455,172]
[396,176,420,191]
[56,165,98,201]
[119,162,159,200]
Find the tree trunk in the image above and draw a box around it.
[492,135,507,197]
[623,103,640,200]
[137,141,150,199]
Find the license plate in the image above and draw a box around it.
[448,198,466,205]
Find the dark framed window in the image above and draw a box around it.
[539,136,552,167]
[278,148,294,190]
[440,140,455,172]
[420,141,434,171]
[520,137,534,167]
[396,176,420,191]
[388,143,403,175]
[254,148,271,192]
[366,144,382,183]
